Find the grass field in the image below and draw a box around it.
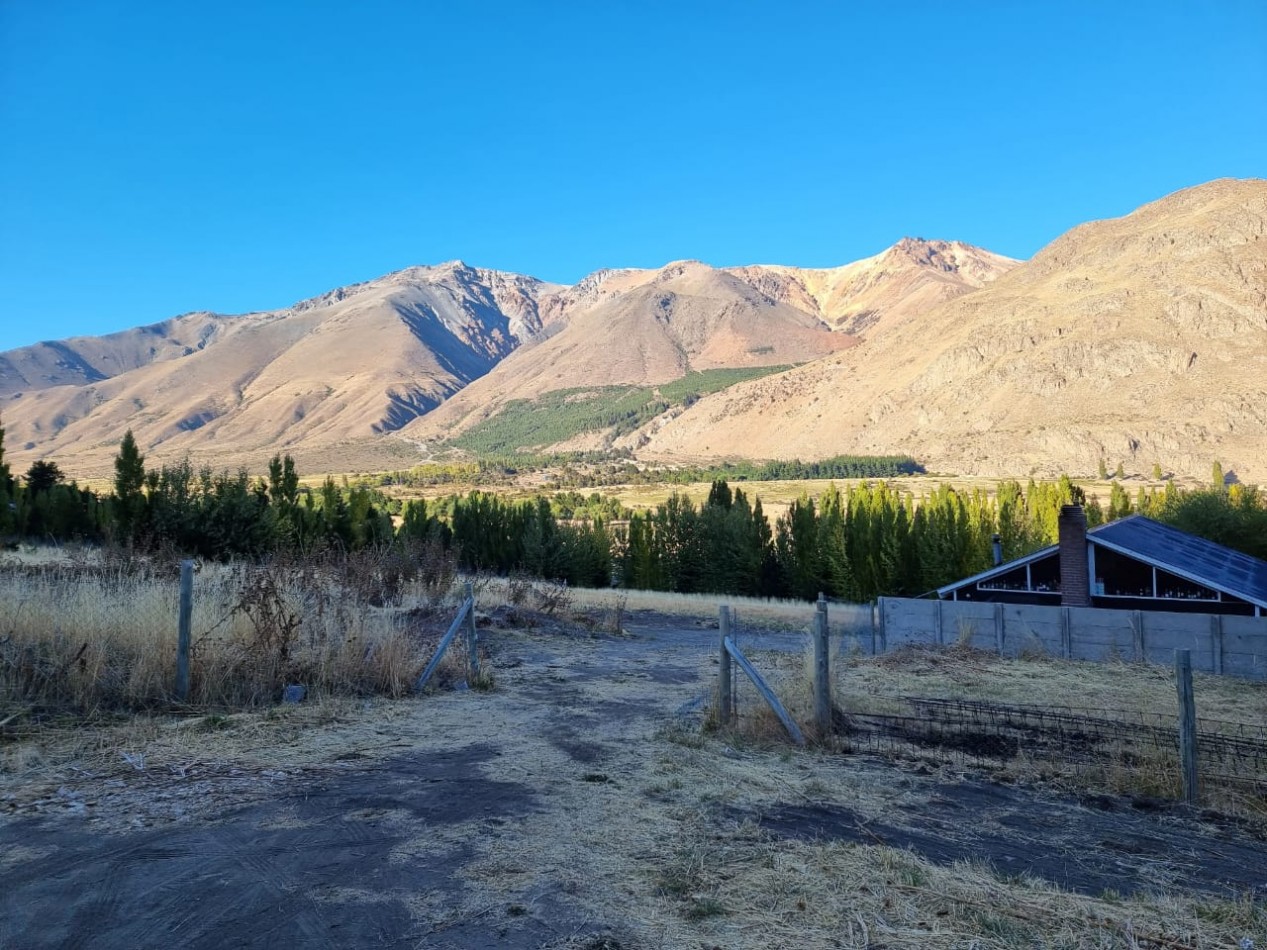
[374,473,1189,527]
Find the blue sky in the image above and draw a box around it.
[1,1,1263,351]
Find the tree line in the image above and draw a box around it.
[2,423,1263,601]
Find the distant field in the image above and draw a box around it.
[373,473,1181,524]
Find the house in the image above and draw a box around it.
[937,505,1267,617]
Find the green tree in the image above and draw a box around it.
[1114,461,1125,479]
[25,460,66,495]
[1212,460,1225,489]
[1097,457,1108,479]
[1108,481,1133,521]
[1152,462,1163,481]
[112,430,148,542]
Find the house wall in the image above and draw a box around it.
[873,597,1266,680]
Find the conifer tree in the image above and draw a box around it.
[112,430,148,542]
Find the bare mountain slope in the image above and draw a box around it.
[726,239,1017,335]
[638,178,1267,482]
[1,263,559,475]
[0,312,242,397]
[405,247,1011,444]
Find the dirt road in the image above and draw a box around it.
[3,614,1265,949]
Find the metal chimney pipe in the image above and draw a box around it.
[1058,505,1091,607]
[991,533,1003,567]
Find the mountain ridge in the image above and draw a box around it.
[0,238,1010,476]
[3,178,1261,482]
[634,178,1267,481]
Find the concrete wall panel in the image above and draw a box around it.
[878,598,1267,680]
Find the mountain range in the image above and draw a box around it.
[1,177,1263,483]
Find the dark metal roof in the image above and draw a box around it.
[1090,515,1267,608]
[936,545,1058,597]
[936,514,1267,608]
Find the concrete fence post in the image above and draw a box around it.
[814,594,831,737]
[877,597,888,654]
[1175,649,1199,805]
[869,600,878,655]
[1211,614,1224,675]
[718,605,733,726]
[176,559,194,703]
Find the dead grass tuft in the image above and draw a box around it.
[0,546,467,723]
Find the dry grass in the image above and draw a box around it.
[489,577,872,633]
[0,546,466,723]
[714,640,1267,818]
[835,644,1267,727]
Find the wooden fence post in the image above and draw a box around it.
[994,603,1005,654]
[718,605,733,726]
[464,581,479,681]
[176,559,193,703]
[1061,607,1072,659]
[1132,610,1145,662]
[934,598,944,645]
[814,594,831,737]
[1175,649,1199,805]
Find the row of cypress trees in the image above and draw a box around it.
[614,478,1090,601]
[615,476,1267,601]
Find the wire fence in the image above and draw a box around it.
[711,604,1267,811]
[842,696,1267,805]
[0,551,469,718]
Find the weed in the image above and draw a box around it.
[198,714,234,732]
[683,896,727,920]
[533,580,573,616]
[659,722,705,749]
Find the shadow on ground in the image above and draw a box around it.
[1,745,612,950]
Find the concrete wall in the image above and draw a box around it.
[874,597,1267,680]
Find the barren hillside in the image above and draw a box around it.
[404,245,1011,445]
[726,239,1017,334]
[637,178,1267,482]
[0,311,243,397]
[0,263,560,476]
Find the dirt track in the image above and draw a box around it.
[3,614,1266,949]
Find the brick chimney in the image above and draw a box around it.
[1058,504,1091,607]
